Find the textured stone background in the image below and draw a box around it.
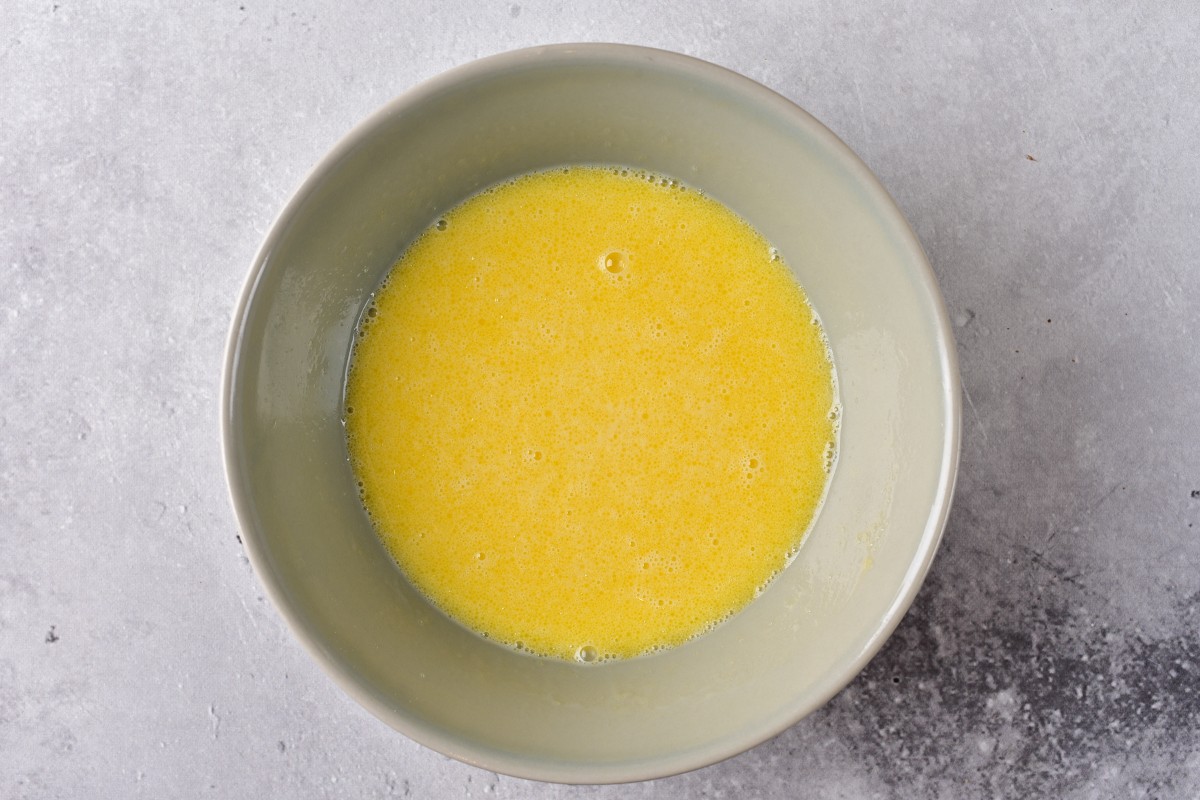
[3,1,1198,797]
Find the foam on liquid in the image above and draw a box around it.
[345,166,838,662]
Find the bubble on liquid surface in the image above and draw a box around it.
[576,645,599,663]
[601,251,628,274]
[435,218,448,231]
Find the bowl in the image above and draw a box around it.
[221,44,960,783]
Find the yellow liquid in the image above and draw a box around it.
[346,166,837,662]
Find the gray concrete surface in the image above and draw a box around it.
[3,1,1198,797]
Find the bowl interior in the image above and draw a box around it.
[223,45,959,783]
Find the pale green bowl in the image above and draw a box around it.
[222,44,960,783]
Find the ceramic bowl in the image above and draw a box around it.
[222,43,960,783]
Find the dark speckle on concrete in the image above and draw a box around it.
[277,739,286,753]
[1191,490,1199,499]
[44,625,59,644]
[818,571,1200,797]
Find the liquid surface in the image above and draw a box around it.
[346,166,838,662]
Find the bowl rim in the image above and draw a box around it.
[221,42,962,785]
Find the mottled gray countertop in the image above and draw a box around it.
[3,1,1198,797]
